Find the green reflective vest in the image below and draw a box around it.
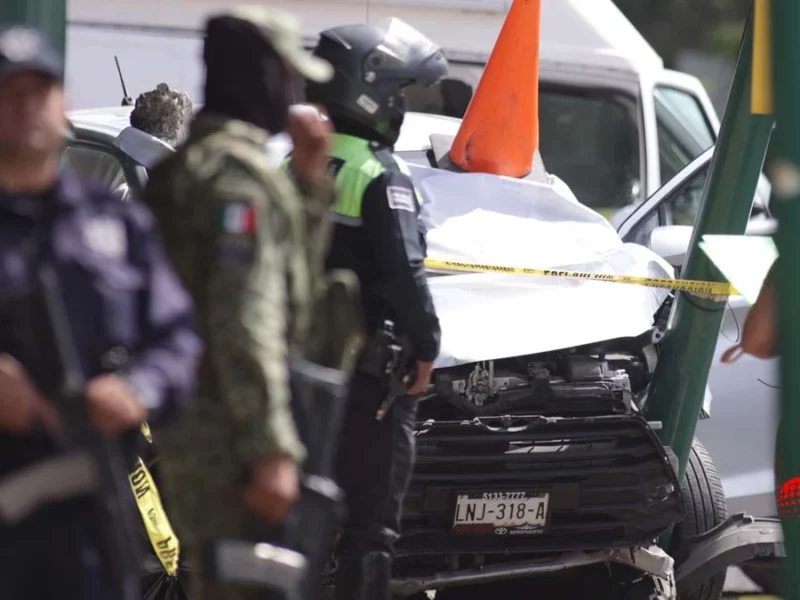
[283,133,422,224]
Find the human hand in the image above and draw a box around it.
[85,374,147,436]
[0,354,59,434]
[287,104,332,182]
[242,454,300,524]
[407,360,434,396]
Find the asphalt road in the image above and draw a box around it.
[723,567,778,599]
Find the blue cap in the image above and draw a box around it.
[0,25,64,83]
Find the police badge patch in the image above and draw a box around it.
[83,217,127,259]
[386,186,415,212]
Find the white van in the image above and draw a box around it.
[64,0,766,216]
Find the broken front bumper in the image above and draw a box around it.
[389,513,785,597]
[391,544,674,596]
[397,414,683,560]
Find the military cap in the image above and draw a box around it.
[0,24,63,83]
[210,6,333,83]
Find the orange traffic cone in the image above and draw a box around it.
[450,0,541,178]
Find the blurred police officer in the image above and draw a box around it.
[142,7,337,599]
[0,24,201,600]
[299,18,447,599]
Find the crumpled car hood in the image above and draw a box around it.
[406,163,674,369]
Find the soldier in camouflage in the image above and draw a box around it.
[140,7,336,599]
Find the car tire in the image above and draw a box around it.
[670,439,728,600]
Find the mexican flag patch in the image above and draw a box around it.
[219,202,257,234]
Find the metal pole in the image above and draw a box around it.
[0,0,66,60]
[645,9,774,482]
[769,0,800,597]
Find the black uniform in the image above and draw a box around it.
[0,172,201,599]
[322,128,441,588]
[303,17,449,598]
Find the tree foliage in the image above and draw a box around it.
[613,0,749,65]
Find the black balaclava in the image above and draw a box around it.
[203,15,295,134]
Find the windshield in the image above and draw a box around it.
[538,88,640,218]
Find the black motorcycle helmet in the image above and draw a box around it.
[306,18,449,146]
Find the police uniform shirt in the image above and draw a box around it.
[0,171,201,477]
[323,133,441,363]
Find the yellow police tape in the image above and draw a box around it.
[127,423,181,577]
[424,258,738,300]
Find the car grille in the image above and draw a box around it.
[396,414,683,561]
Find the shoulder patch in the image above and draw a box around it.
[386,186,416,212]
[218,201,258,234]
[216,201,258,267]
[83,216,127,259]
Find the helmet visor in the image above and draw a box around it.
[366,17,448,86]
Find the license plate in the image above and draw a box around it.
[452,491,549,536]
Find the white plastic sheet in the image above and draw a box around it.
[406,163,674,368]
[263,122,674,369]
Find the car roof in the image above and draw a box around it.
[67,105,138,136]
[66,105,463,154]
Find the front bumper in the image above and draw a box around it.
[391,544,674,596]
[396,413,683,565]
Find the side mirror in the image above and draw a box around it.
[753,172,772,216]
[649,225,694,267]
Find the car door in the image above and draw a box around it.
[615,152,780,519]
[63,120,172,200]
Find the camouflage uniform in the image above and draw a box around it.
[141,8,338,600]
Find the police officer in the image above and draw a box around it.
[0,24,201,600]
[300,18,448,599]
[141,8,337,600]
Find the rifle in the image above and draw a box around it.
[0,263,142,600]
[206,269,365,599]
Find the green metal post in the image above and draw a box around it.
[646,12,774,482]
[0,0,66,59]
[769,1,800,597]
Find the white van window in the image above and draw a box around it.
[654,85,716,183]
[405,77,641,218]
[538,89,640,218]
[405,77,473,118]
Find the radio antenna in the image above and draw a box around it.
[114,56,134,106]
